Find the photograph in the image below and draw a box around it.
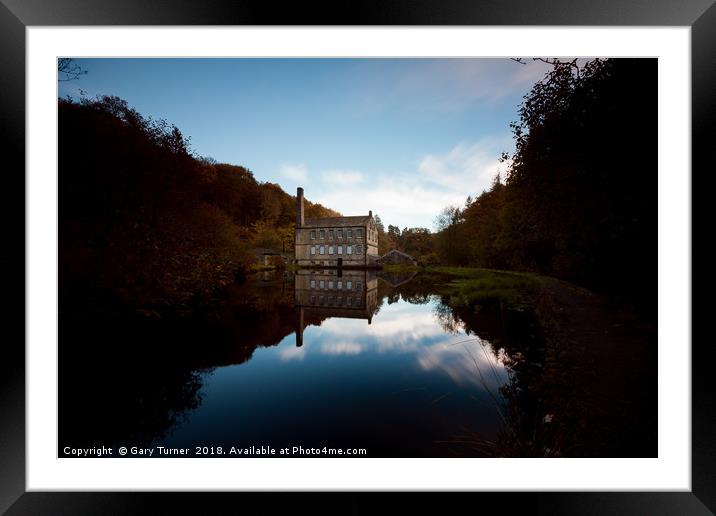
[1,0,709,507]
[57,56,658,460]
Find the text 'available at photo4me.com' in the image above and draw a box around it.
[61,445,369,458]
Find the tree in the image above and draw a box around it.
[58,58,87,82]
[434,58,657,313]
[374,214,385,233]
[58,95,344,314]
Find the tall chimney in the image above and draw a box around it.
[296,187,304,227]
[296,307,304,347]
[369,210,372,218]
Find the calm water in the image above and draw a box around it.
[60,270,544,457]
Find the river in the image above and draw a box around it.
[58,269,554,457]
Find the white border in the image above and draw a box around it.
[27,27,691,491]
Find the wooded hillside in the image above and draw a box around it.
[59,95,338,313]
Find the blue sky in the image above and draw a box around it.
[60,58,552,229]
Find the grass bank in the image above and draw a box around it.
[382,264,543,310]
[381,264,656,456]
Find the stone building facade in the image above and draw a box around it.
[294,269,379,347]
[294,187,379,267]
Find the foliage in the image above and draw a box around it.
[59,95,337,313]
[417,252,441,266]
[432,59,656,314]
[373,213,437,258]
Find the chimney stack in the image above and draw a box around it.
[296,307,304,347]
[296,187,304,227]
[369,210,372,218]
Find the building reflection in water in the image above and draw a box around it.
[294,269,379,347]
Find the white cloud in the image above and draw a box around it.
[272,299,509,388]
[280,162,308,182]
[320,341,363,355]
[278,343,306,361]
[321,170,364,186]
[309,138,512,229]
[313,181,462,229]
[349,58,559,115]
[418,138,510,194]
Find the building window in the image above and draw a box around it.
[328,246,334,255]
[337,280,342,290]
[337,245,343,255]
[347,245,352,255]
[319,280,325,289]
[319,295,324,304]
[347,281,353,289]
[329,229,334,240]
[319,229,325,239]
[310,246,316,255]
[356,229,362,238]
[310,230,316,240]
[347,229,352,239]
[337,229,343,239]
[310,295,315,303]
[356,245,362,255]
[319,246,325,255]
[328,280,334,289]
[310,279,316,288]
[357,282,362,290]
[347,297,352,306]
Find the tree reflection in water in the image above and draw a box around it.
[60,271,324,451]
[61,270,552,456]
[381,271,557,457]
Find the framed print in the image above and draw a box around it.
[2,0,711,513]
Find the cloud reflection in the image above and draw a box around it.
[276,299,508,389]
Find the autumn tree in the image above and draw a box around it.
[434,58,656,313]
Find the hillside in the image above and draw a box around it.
[59,95,338,316]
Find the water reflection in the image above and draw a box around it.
[290,271,507,391]
[60,269,543,457]
[294,269,379,347]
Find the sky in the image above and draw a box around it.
[60,58,553,229]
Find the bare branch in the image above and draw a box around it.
[58,58,87,82]
[510,57,583,69]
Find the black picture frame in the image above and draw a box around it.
[1,0,709,514]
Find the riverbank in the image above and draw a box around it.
[381,264,657,456]
[382,264,541,308]
[533,276,657,456]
